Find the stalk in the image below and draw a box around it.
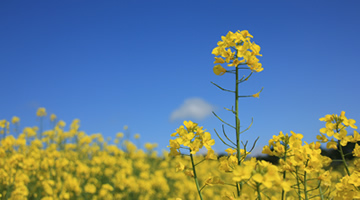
[235,65,241,166]
[235,64,243,196]
[190,152,203,200]
[256,183,262,200]
[338,140,351,176]
[304,168,309,200]
[39,117,43,140]
[281,143,288,200]
[319,180,324,200]
[295,167,301,200]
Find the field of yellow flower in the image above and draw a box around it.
[1,30,360,200]
[1,109,360,200]
[0,108,260,200]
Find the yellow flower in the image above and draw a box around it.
[101,183,113,191]
[183,120,197,130]
[116,132,124,138]
[252,93,260,98]
[123,125,128,130]
[316,133,328,143]
[205,149,217,160]
[169,147,181,156]
[36,107,47,117]
[221,48,235,63]
[249,62,263,72]
[134,133,140,139]
[175,162,185,172]
[144,142,158,151]
[232,164,253,182]
[212,46,224,56]
[318,170,332,186]
[326,138,338,150]
[204,176,224,186]
[319,114,333,122]
[0,120,7,129]
[351,130,360,142]
[23,127,37,137]
[214,57,225,64]
[50,114,57,122]
[240,30,253,38]
[320,123,336,137]
[227,59,242,67]
[262,145,273,156]
[213,65,226,76]
[57,120,66,128]
[341,111,358,129]
[250,42,262,56]
[11,116,20,124]
[252,88,263,98]
[183,169,194,177]
[202,132,215,150]
[348,171,360,187]
[353,143,360,157]
[225,148,237,155]
[189,138,201,154]
[212,30,263,74]
[334,129,352,146]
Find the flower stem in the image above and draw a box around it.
[319,181,324,200]
[281,144,288,200]
[304,167,309,200]
[256,183,262,200]
[235,64,242,197]
[235,65,241,166]
[190,152,203,200]
[295,167,301,200]
[338,140,351,176]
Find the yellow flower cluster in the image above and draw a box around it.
[169,121,215,156]
[317,111,359,148]
[0,110,238,200]
[3,108,360,199]
[212,30,263,75]
[168,112,360,199]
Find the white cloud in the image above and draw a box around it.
[170,97,215,121]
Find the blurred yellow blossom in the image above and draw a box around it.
[50,114,57,122]
[36,107,47,117]
[116,132,124,138]
[11,116,20,124]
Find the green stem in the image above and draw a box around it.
[236,183,240,197]
[304,166,309,200]
[190,152,203,200]
[235,64,241,165]
[256,183,262,200]
[235,64,242,197]
[281,144,288,200]
[295,167,301,200]
[195,159,206,166]
[338,140,351,176]
[319,180,324,200]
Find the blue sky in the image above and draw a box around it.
[1,1,360,155]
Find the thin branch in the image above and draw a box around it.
[248,137,260,153]
[214,129,236,149]
[212,111,236,129]
[222,125,236,146]
[224,107,236,115]
[240,118,253,134]
[238,95,254,98]
[195,159,206,166]
[239,72,253,83]
[211,82,235,93]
